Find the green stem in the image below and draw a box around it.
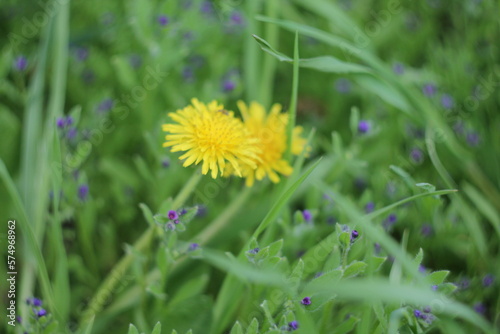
[285,32,299,161]
[259,0,279,108]
[78,171,202,329]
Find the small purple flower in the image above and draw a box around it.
[158,15,169,26]
[466,132,480,147]
[188,243,199,251]
[335,78,351,94]
[410,147,424,164]
[288,321,299,331]
[248,247,260,254]
[16,316,22,324]
[414,309,422,318]
[182,67,195,83]
[200,1,214,15]
[56,117,65,129]
[422,83,437,97]
[351,230,359,241]
[97,98,114,113]
[358,120,371,134]
[75,47,89,62]
[26,297,42,306]
[179,208,187,215]
[473,302,486,315]
[165,222,175,231]
[453,121,464,135]
[66,128,78,140]
[230,11,244,25]
[222,79,236,92]
[393,62,404,75]
[374,243,381,255]
[196,204,207,217]
[14,56,28,71]
[37,309,47,317]
[78,184,89,201]
[65,116,74,127]
[419,265,426,274]
[482,274,495,287]
[423,306,431,313]
[168,210,179,220]
[354,178,367,191]
[387,214,397,224]
[458,277,470,290]
[326,216,336,225]
[421,224,433,237]
[365,202,375,213]
[302,209,312,223]
[301,296,312,305]
[431,285,438,291]
[129,54,142,69]
[440,94,454,109]
[162,158,170,168]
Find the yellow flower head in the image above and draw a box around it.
[233,101,306,187]
[163,99,259,179]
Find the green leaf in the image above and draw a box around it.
[332,315,360,334]
[153,214,169,225]
[369,256,387,272]
[339,231,351,249]
[373,302,388,332]
[413,248,424,267]
[245,318,259,334]
[289,259,305,291]
[260,300,276,327]
[415,183,436,193]
[302,269,342,296]
[268,239,284,257]
[230,322,244,334]
[426,270,450,285]
[140,203,155,226]
[151,322,162,334]
[169,274,209,306]
[343,261,368,278]
[354,74,411,113]
[178,206,198,225]
[128,324,140,334]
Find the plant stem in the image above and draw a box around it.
[78,171,202,329]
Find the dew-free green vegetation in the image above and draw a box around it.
[1,0,499,333]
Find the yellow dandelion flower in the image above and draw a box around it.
[233,101,307,187]
[162,98,259,179]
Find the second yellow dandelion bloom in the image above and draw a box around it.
[234,101,307,186]
[162,99,259,179]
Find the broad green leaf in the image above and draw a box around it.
[426,271,450,286]
[128,324,140,334]
[289,259,305,291]
[413,248,424,267]
[268,239,284,257]
[343,261,368,278]
[245,318,259,334]
[151,322,161,334]
[339,231,351,249]
[415,183,436,193]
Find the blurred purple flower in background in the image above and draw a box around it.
[422,83,437,97]
[335,78,352,94]
[358,120,371,134]
[158,15,169,26]
[440,94,454,109]
[14,56,28,71]
[78,184,89,201]
[410,147,424,164]
[393,62,404,75]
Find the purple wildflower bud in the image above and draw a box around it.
[358,120,371,134]
[466,132,480,147]
[335,78,351,94]
[414,309,422,318]
[421,224,433,237]
[351,230,359,241]
[78,184,89,201]
[458,277,470,290]
[302,209,312,223]
[56,117,65,129]
[158,15,169,26]
[473,302,486,315]
[431,285,438,291]
[168,210,179,220]
[32,297,42,307]
[365,202,375,213]
[75,47,89,62]
[97,98,113,112]
[165,222,175,231]
[162,158,170,168]
[188,243,199,251]
[179,208,187,215]
[248,247,260,254]
[65,116,74,127]
[393,62,404,75]
[423,306,431,313]
[419,265,426,274]
[182,67,194,83]
[16,316,22,324]
[222,79,235,92]
[374,243,381,255]
[301,296,312,305]
[66,128,77,140]
[288,321,299,331]
[230,11,244,25]
[383,214,397,230]
[422,83,437,97]
[440,94,454,109]
[200,1,214,15]
[129,54,142,69]
[173,219,180,224]
[410,147,424,164]
[14,56,28,71]
[196,204,207,217]
[37,309,47,317]
[482,274,494,287]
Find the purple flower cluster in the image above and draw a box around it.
[414,307,435,323]
[26,297,48,318]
